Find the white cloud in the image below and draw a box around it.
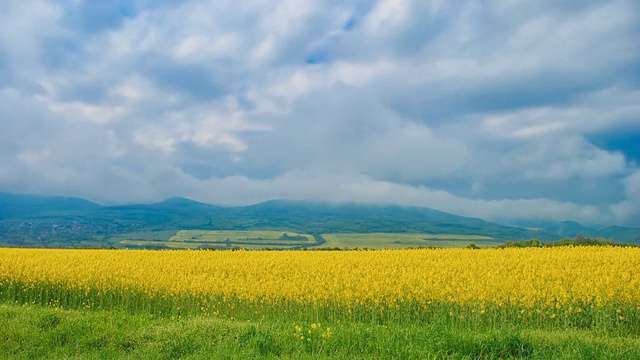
[481,87,640,140]
[611,171,640,224]
[0,0,66,74]
[0,0,639,227]
[35,95,127,124]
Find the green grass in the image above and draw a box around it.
[2,302,640,359]
[319,233,500,249]
[3,274,640,359]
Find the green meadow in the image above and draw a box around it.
[321,232,500,249]
[2,299,640,359]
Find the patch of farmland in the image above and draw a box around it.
[318,233,499,249]
[119,239,201,249]
[110,230,179,242]
[170,230,313,244]
[115,230,316,249]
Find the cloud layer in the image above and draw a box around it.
[1,0,639,226]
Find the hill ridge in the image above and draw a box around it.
[1,192,639,246]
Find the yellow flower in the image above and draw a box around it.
[0,247,639,316]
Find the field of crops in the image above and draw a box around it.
[114,230,317,250]
[169,230,313,243]
[2,247,640,358]
[321,232,499,249]
[113,230,502,250]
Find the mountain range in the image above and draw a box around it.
[1,192,639,247]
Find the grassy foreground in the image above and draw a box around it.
[2,303,640,359]
[2,247,640,358]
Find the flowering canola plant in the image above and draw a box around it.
[1,247,639,314]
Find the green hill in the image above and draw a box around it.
[598,226,640,244]
[1,193,638,247]
[0,192,100,220]
[543,221,640,244]
[544,221,598,238]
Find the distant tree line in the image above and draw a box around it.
[497,234,635,248]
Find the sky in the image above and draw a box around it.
[1,0,639,227]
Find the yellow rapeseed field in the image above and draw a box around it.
[1,247,639,312]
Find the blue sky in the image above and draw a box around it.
[1,0,639,227]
